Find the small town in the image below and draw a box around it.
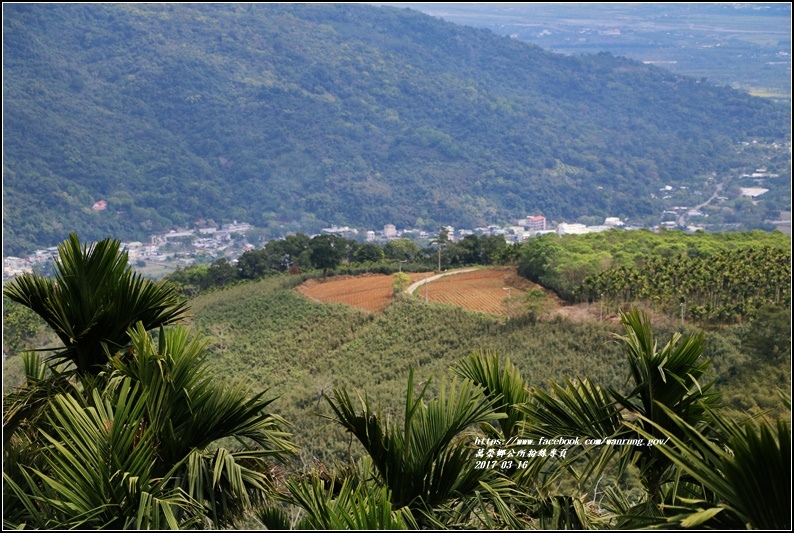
[0,215,626,280]
[5,198,790,282]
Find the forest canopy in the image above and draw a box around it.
[3,3,789,255]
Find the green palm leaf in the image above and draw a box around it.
[3,352,75,445]
[325,368,520,527]
[109,323,296,526]
[4,379,204,529]
[519,376,627,486]
[3,233,189,376]
[630,403,791,530]
[282,473,413,530]
[517,309,719,499]
[113,324,295,468]
[451,350,530,439]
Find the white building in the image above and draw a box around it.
[556,223,612,236]
[322,226,358,238]
[739,187,769,198]
[525,215,546,231]
[556,223,589,235]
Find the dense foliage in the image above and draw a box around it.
[402,4,792,102]
[2,299,48,356]
[171,274,787,466]
[519,229,791,322]
[579,247,790,323]
[3,233,790,528]
[3,233,189,376]
[4,3,789,255]
[3,236,295,529]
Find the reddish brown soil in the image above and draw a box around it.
[296,272,431,313]
[297,267,666,325]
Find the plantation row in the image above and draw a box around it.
[576,247,790,323]
[297,272,432,313]
[518,229,791,323]
[419,269,530,318]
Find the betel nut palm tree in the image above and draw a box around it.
[3,232,190,441]
[446,311,788,529]
[319,368,525,528]
[4,324,296,529]
[517,309,720,518]
[3,233,296,528]
[3,232,190,376]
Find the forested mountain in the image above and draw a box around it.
[3,3,789,255]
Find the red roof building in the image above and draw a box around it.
[526,216,546,231]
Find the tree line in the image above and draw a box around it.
[165,231,518,295]
[577,246,790,324]
[518,228,791,323]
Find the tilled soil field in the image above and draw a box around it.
[296,272,432,312]
[422,269,526,317]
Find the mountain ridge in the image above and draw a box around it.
[3,3,789,255]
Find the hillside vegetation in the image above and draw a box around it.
[519,229,790,318]
[4,3,789,255]
[3,232,789,528]
[172,272,785,464]
[188,275,622,462]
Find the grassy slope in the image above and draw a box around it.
[184,274,786,464]
[3,270,787,463]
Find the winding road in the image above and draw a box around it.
[677,179,725,227]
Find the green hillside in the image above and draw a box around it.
[173,274,784,463]
[3,3,789,255]
[3,233,789,527]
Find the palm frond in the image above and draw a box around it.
[112,323,296,467]
[325,368,517,526]
[3,233,190,376]
[256,504,293,530]
[284,473,412,530]
[519,376,627,486]
[630,402,791,529]
[451,349,530,439]
[3,378,203,529]
[531,495,598,530]
[612,309,719,429]
[173,447,280,528]
[108,322,294,526]
[3,360,75,446]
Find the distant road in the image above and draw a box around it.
[677,179,726,227]
[404,268,478,295]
